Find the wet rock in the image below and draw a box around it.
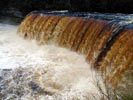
[29,81,45,94]
[0,87,2,92]
[0,76,3,81]
[29,81,53,96]
[2,69,12,71]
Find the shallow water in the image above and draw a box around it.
[0,23,105,100]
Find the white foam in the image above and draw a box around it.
[0,23,105,100]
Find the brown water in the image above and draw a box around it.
[17,13,133,90]
[0,24,105,100]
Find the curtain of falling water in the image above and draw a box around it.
[17,13,133,95]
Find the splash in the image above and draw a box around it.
[17,13,133,90]
[0,23,105,100]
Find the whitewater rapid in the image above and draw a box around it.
[0,23,105,100]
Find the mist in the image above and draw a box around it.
[0,23,105,100]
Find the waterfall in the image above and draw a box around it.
[17,12,133,98]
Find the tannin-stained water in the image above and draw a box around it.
[0,23,105,100]
[17,13,133,90]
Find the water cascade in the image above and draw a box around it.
[17,12,133,96]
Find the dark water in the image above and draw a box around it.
[29,11,133,28]
[30,11,133,20]
[0,10,133,27]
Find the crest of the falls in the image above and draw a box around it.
[0,11,133,100]
[17,12,133,96]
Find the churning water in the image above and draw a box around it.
[0,23,105,100]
